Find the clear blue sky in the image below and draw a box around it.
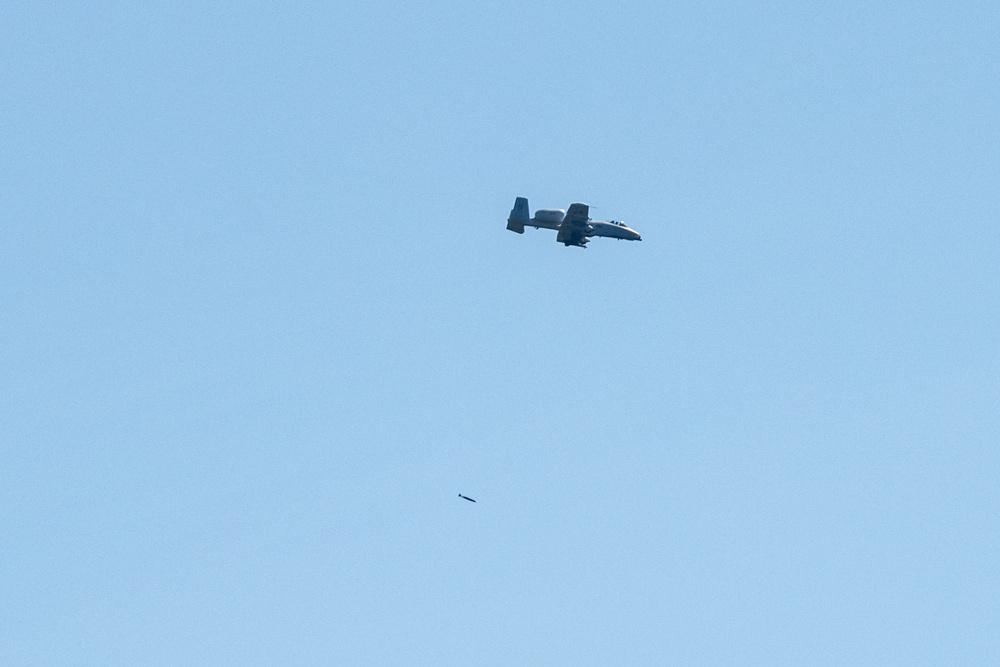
[3,1,998,664]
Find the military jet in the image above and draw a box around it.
[506,196,641,248]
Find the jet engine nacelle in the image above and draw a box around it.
[533,209,565,223]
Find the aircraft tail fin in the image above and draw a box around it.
[507,196,528,233]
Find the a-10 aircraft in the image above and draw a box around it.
[506,196,641,248]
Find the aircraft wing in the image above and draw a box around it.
[563,203,589,225]
[556,203,591,246]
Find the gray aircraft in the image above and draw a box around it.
[506,196,641,248]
